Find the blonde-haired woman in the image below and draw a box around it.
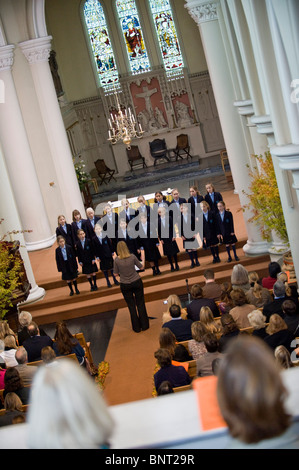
[247,309,268,339]
[199,306,222,339]
[188,321,208,360]
[246,271,272,308]
[113,241,149,333]
[162,294,187,324]
[275,345,294,370]
[264,314,294,353]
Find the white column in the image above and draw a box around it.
[0,143,45,304]
[0,44,55,251]
[19,36,85,217]
[185,0,269,255]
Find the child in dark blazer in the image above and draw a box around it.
[71,209,87,245]
[200,200,221,263]
[137,212,161,276]
[157,206,180,272]
[76,229,98,291]
[56,215,74,248]
[204,182,223,213]
[179,203,200,268]
[216,201,239,262]
[92,223,119,288]
[55,235,79,296]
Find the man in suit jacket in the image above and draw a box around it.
[23,322,53,363]
[162,304,193,341]
[263,280,287,321]
[15,346,36,386]
[187,284,220,321]
[202,269,222,301]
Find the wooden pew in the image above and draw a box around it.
[26,352,77,367]
[173,384,193,393]
[74,332,95,370]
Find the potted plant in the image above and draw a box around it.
[0,220,31,330]
[242,151,294,277]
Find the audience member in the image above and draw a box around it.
[202,269,222,301]
[277,272,298,300]
[246,271,273,308]
[264,314,295,353]
[26,359,115,449]
[0,356,6,389]
[199,306,222,338]
[162,294,188,324]
[231,264,250,293]
[262,261,281,289]
[263,281,287,321]
[14,346,36,386]
[0,320,15,341]
[218,314,240,352]
[217,335,295,448]
[17,312,49,347]
[157,381,174,396]
[196,333,222,377]
[218,282,234,314]
[154,349,191,391]
[212,357,222,376]
[275,345,294,370]
[187,284,219,321]
[247,309,268,340]
[41,346,57,365]
[0,335,18,367]
[229,288,256,329]
[188,321,208,360]
[159,328,191,362]
[22,322,53,363]
[3,367,30,407]
[0,392,25,428]
[162,304,193,342]
[53,321,85,366]
[281,299,299,336]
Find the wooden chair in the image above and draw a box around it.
[220,149,229,172]
[173,383,193,393]
[149,138,170,166]
[126,145,147,171]
[94,159,116,185]
[74,332,96,372]
[173,134,192,160]
[26,353,78,367]
[187,360,197,379]
[176,340,190,353]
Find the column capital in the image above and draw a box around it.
[0,44,15,72]
[19,36,52,64]
[185,0,219,25]
[233,99,254,117]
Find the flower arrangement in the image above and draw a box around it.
[73,158,90,191]
[0,219,32,319]
[242,151,288,244]
[95,361,110,391]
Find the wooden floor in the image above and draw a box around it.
[25,188,271,406]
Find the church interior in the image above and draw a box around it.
[1,0,299,450]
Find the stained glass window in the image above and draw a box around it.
[149,0,184,73]
[116,0,150,72]
[83,0,119,89]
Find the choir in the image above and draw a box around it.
[55,183,238,296]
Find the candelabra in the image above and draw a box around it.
[107,91,144,149]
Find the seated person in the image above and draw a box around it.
[162,304,193,342]
[53,321,85,366]
[263,281,288,321]
[187,284,220,321]
[262,261,281,290]
[196,333,223,377]
[154,348,191,392]
[22,321,53,363]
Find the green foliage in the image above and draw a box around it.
[242,151,288,243]
[0,242,22,319]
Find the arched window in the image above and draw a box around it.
[116,0,150,73]
[83,0,119,89]
[148,0,184,74]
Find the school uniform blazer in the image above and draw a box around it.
[169,198,186,223]
[75,238,96,265]
[55,244,78,273]
[202,211,219,244]
[216,210,235,238]
[117,230,139,256]
[188,195,204,218]
[178,213,197,239]
[56,224,74,247]
[136,205,152,221]
[85,216,100,240]
[137,221,159,249]
[92,235,114,260]
[158,214,176,241]
[118,208,138,224]
[71,219,87,244]
[204,192,223,212]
